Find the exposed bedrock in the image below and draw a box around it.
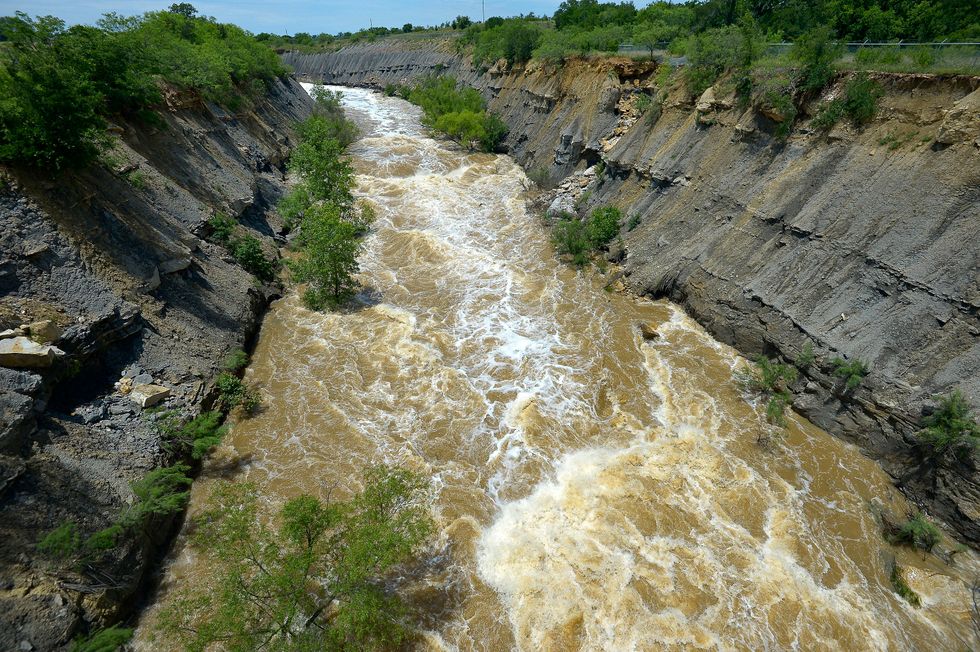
[0,77,312,649]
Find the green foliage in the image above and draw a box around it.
[738,356,798,428]
[890,561,921,607]
[811,73,883,131]
[383,82,397,96]
[69,626,134,652]
[917,390,979,460]
[552,215,591,266]
[222,348,248,372]
[889,512,942,552]
[125,169,147,189]
[288,118,356,211]
[831,356,869,390]
[82,524,124,553]
[39,465,193,565]
[744,356,799,394]
[0,9,286,170]
[206,212,236,244]
[470,18,542,68]
[120,464,193,529]
[790,26,842,92]
[37,521,81,559]
[156,466,433,651]
[627,214,641,231]
[406,76,506,152]
[795,342,815,368]
[587,205,621,248]
[159,410,229,459]
[681,25,763,96]
[289,203,363,309]
[761,88,798,140]
[230,234,277,283]
[766,393,791,427]
[215,372,260,413]
[307,87,359,148]
[840,73,883,125]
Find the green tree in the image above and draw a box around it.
[291,204,363,309]
[790,26,842,92]
[587,205,621,248]
[157,466,432,651]
[168,3,198,19]
[633,21,672,57]
[918,390,979,461]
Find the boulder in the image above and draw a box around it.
[26,320,62,344]
[639,323,660,341]
[129,384,171,408]
[936,87,980,145]
[0,337,64,368]
[0,328,25,340]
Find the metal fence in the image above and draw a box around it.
[617,41,980,69]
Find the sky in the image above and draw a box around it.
[0,1,564,35]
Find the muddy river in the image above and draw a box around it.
[136,85,977,651]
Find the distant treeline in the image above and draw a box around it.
[0,3,286,169]
[458,0,978,68]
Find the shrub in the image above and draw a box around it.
[790,26,842,92]
[406,75,505,153]
[831,356,868,390]
[223,348,249,372]
[890,561,921,607]
[471,19,542,68]
[552,216,590,266]
[738,357,798,428]
[307,87,359,148]
[795,342,816,368]
[841,73,883,125]
[207,212,237,244]
[383,83,397,97]
[627,214,641,231]
[761,89,798,140]
[742,356,799,394]
[160,410,228,459]
[156,466,433,651]
[70,626,134,652]
[120,464,193,529]
[587,206,621,248]
[37,521,81,559]
[215,372,260,413]
[0,10,286,170]
[917,390,979,460]
[230,235,277,283]
[766,393,792,427]
[290,203,362,309]
[889,513,942,551]
[683,25,761,96]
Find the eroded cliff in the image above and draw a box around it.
[0,77,311,649]
[285,43,980,545]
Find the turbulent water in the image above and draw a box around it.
[137,86,978,651]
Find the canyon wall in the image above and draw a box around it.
[0,78,312,649]
[284,42,980,545]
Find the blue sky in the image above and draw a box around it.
[0,1,564,35]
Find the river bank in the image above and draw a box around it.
[0,77,312,649]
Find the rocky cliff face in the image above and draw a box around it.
[286,44,980,545]
[0,77,311,649]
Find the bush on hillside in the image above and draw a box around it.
[406,76,507,152]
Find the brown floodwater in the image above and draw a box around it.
[135,85,978,651]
